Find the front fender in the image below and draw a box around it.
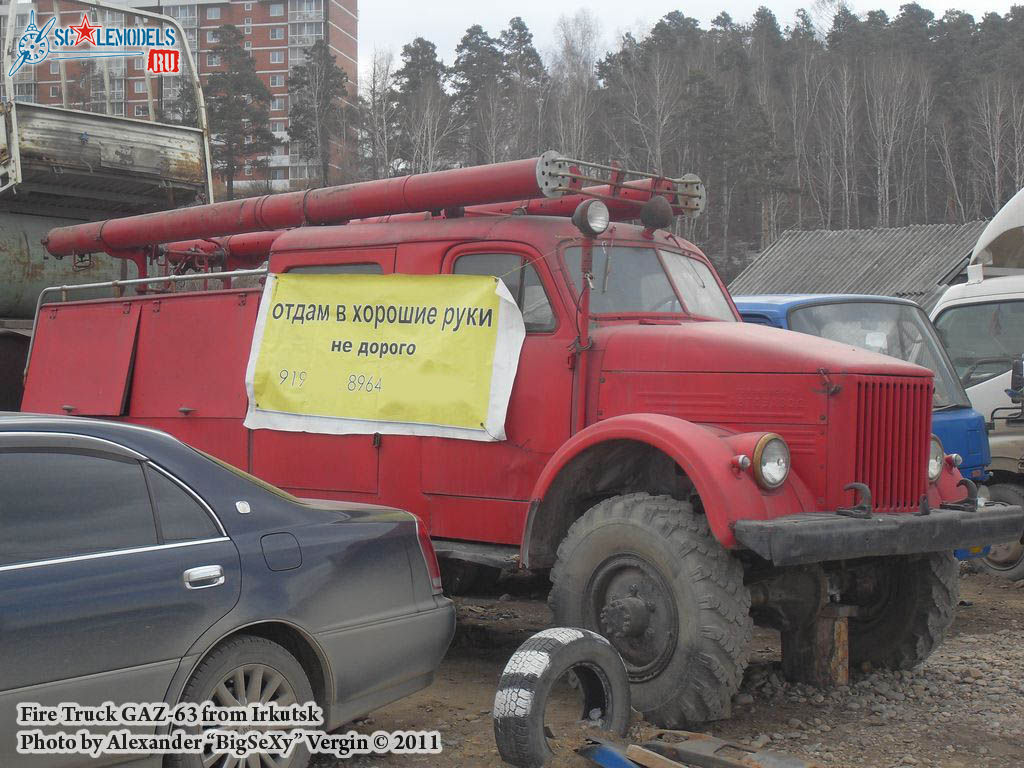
[523,414,816,562]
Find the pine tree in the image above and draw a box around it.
[497,17,546,157]
[288,39,349,186]
[204,25,275,199]
[451,25,504,163]
[394,38,456,172]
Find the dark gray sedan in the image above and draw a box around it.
[0,413,455,768]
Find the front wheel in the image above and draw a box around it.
[548,493,752,728]
[973,484,1024,580]
[846,552,958,670]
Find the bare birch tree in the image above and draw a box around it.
[972,76,1010,212]
[549,10,601,158]
[362,49,400,179]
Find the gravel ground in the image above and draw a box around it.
[313,569,1024,768]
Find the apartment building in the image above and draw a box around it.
[1,0,357,190]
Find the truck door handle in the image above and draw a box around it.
[183,565,225,590]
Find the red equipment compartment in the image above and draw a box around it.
[128,291,258,418]
[125,416,249,470]
[22,302,140,416]
[251,431,379,495]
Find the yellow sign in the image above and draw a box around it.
[244,273,526,441]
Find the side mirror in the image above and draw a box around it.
[1006,357,1024,404]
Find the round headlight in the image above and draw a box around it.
[753,433,790,490]
[928,435,944,482]
[571,199,610,237]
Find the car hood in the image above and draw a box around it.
[593,321,932,377]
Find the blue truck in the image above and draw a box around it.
[734,294,991,561]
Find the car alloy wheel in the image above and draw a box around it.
[201,663,298,768]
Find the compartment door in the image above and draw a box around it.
[23,301,140,416]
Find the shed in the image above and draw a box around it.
[729,222,989,309]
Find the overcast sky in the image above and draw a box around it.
[358,0,1018,80]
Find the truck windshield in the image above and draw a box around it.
[789,301,970,409]
[563,245,735,321]
[934,300,1024,389]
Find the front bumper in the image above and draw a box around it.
[734,503,1024,566]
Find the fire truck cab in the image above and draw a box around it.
[22,157,1024,729]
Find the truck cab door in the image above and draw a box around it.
[251,250,397,498]
[416,244,574,543]
[933,295,1024,422]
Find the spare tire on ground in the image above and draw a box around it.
[492,627,630,768]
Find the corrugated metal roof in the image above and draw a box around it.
[729,222,989,308]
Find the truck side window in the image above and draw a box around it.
[453,253,556,332]
[934,300,1024,387]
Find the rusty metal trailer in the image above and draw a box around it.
[0,0,211,407]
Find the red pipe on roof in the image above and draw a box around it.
[43,152,574,257]
[160,231,285,269]
[354,178,688,224]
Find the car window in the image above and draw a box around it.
[452,253,556,332]
[790,301,970,409]
[147,466,221,543]
[934,300,1024,388]
[287,263,383,274]
[0,451,157,566]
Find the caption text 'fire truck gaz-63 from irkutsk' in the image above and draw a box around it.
[21,154,1024,728]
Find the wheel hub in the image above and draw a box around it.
[202,663,299,768]
[586,555,678,683]
[600,594,651,638]
[986,538,1024,568]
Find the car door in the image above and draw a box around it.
[0,432,240,768]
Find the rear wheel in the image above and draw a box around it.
[167,636,315,768]
[847,553,958,670]
[549,493,752,728]
[973,484,1024,580]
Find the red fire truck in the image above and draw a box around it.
[22,154,1024,728]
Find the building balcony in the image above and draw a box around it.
[288,10,323,22]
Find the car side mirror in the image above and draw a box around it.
[1006,357,1024,404]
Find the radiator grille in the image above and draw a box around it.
[854,377,932,511]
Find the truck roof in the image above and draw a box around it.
[270,215,696,259]
[937,273,1024,304]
